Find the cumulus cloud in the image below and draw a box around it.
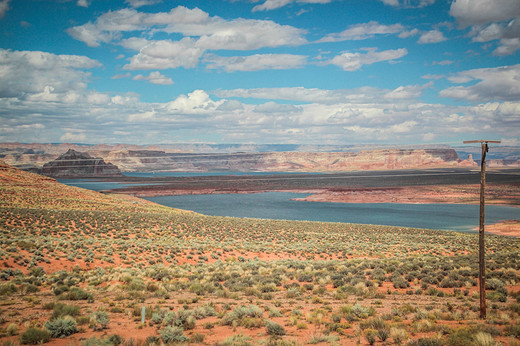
[68,6,307,50]
[450,0,520,56]
[450,0,520,27]
[133,71,173,85]
[417,30,447,44]
[0,49,101,98]
[204,54,307,72]
[440,64,520,102]
[123,38,204,70]
[252,0,333,12]
[329,48,407,71]
[318,21,406,42]
[0,0,10,18]
[165,90,223,114]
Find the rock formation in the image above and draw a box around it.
[41,149,122,178]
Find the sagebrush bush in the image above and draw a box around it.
[160,326,189,344]
[266,320,286,336]
[20,327,51,345]
[45,316,78,338]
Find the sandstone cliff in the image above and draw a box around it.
[41,149,122,178]
[0,143,493,173]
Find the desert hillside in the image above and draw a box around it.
[1,162,520,345]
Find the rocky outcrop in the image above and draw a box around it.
[41,149,122,178]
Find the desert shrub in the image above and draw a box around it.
[90,311,109,331]
[60,287,93,301]
[364,328,377,345]
[6,323,19,336]
[222,305,263,326]
[473,332,498,346]
[81,337,112,346]
[108,334,124,346]
[265,320,286,336]
[307,334,340,344]
[160,326,189,344]
[20,327,51,344]
[45,316,78,338]
[486,278,505,291]
[51,302,81,319]
[445,328,474,346]
[505,324,520,338]
[0,283,17,296]
[217,333,252,346]
[390,327,408,345]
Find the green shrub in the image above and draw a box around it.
[364,329,377,345]
[90,311,110,331]
[51,303,81,319]
[217,333,252,346]
[20,327,51,345]
[60,287,93,301]
[266,320,286,336]
[160,326,189,344]
[45,316,78,338]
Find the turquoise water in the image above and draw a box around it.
[146,192,520,232]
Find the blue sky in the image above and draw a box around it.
[0,0,519,145]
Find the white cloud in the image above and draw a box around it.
[253,101,302,114]
[0,0,10,18]
[384,82,432,99]
[60,131,87,142]
[77,0,89,8]
[319,21,406,42]
[0,49,101,98]
[204,54,307,72]
[133,71,174,85]
[252,0,333,12]
[494,38,520,55]
[68,6,307,51]
[123,38,204,70]
[418,30,447,44]
[379,0,435,8]
[125,0,161,8]
[165,90,223,114]
[329,48,407,71]
[450,0,520,56]
[440,64,520,102]
[450,0,520,27]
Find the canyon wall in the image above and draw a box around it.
[0,143,480,172]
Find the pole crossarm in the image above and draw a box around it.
[463,140,501,144]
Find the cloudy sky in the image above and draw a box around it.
[0,0,519,145]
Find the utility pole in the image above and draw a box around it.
[463,139,501,319]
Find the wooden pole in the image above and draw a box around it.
[463,140,500,319]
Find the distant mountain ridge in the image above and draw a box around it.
[1,142,518,172]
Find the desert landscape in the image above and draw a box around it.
[1,145,520,345]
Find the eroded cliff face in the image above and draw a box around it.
[41,149,122,177]
[98,148,473,172]
[1,144,480,172]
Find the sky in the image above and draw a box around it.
[0,0,519,146]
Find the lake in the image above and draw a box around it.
[145,191,519,233]
[59,174,520,233]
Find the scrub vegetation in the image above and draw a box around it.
[1,162,520,345]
